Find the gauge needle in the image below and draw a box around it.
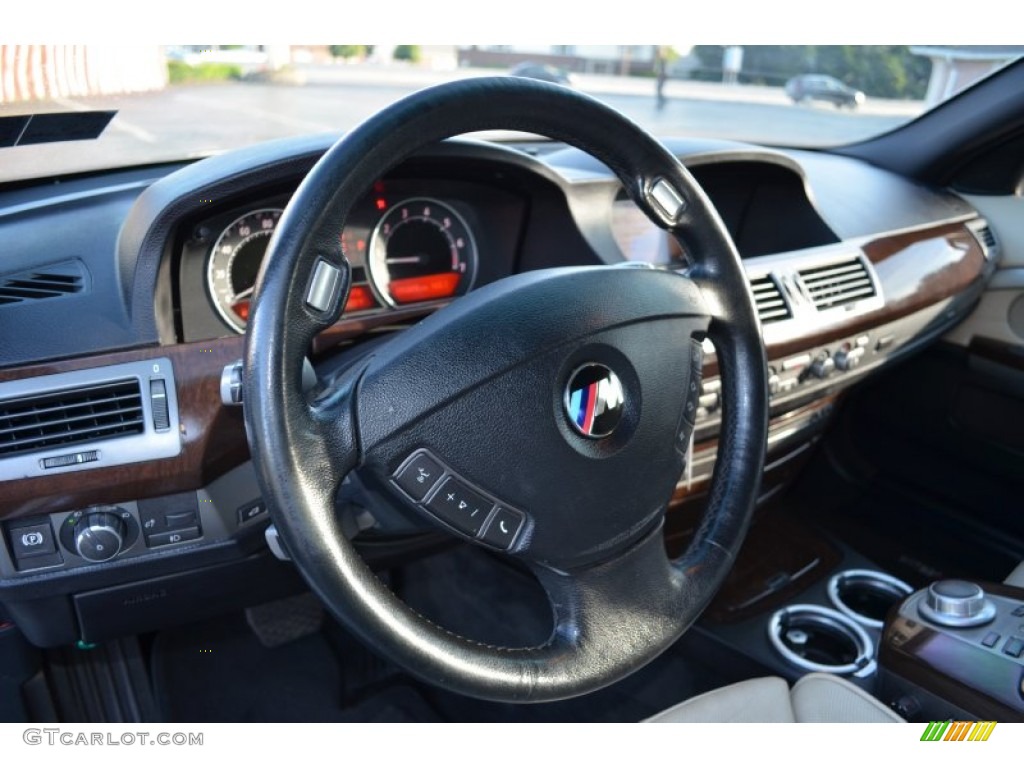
[233,285,255,301]
[385,255,425,265]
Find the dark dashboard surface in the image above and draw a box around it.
[0,134,979,368]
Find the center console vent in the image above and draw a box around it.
[798,256,877,310]
[0,379,143,458]
[749,275,792,324]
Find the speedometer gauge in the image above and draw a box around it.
[206,208,282,331]
[366,198,476,307]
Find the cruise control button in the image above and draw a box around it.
[480,507,525,550]
[425,477,492,536]
[393,452,444,501]
[9,521,57,559]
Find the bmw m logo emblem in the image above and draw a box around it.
[565,364,625,438]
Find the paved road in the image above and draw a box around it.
[1,67,920,182]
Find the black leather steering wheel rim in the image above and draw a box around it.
[243,77,768,703]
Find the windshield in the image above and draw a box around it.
[0,44,1019,183]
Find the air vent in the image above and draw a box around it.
[0,260,86,306]
[0,379,144,458]
[978,226,996,250]
[798,257,877,310]
[749,275,792,323]
[967,219,998,262]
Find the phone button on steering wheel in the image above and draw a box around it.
[480,507,525,550]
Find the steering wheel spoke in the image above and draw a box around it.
[534,525,684,664]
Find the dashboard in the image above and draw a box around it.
[0,132,998,647]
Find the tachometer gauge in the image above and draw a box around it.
[206,208,282,331]
[366,198,476,307]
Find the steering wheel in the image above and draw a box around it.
[243,77,768,703]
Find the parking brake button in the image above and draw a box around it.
[9,521,57,559]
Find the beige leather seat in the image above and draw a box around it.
[1005,561,1024,589]
[646,673,904,723]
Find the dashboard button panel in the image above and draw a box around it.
[138,491,201,545]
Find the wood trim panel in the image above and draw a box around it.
[771,223,985,358]
[0,308,437,521]
[702,222,987,375]
[0,222,988,522]
[0,337,245,520]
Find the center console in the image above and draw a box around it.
[879,580,1024,720]
[687,511,1024,722]
[688,512,912,699]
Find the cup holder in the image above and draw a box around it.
[768,604,876,677]
[828,569,912,628]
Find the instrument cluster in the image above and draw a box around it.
[198,179,483,334]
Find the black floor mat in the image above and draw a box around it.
[152,611,348,722]
[150,544,724,722]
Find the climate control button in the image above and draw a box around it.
[809,355,836,379]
